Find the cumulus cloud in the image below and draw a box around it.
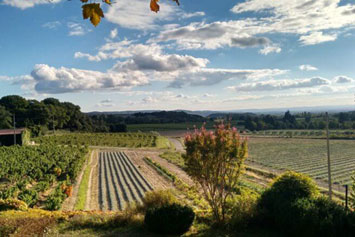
[180,11,205,19]
[154,0,355,49]
[76,41,208,73]
[229,77,330,92]
[231,36,270,47]
[299,64,318,71]
[75,40,287,88]
[169,68,287,88]
[334,75,354,83]
[299,31,337,45]
[110,29,118,39]
[2,0,62,9]
[151,21,275,50]
[259,45,282,55]
[30,64,149,94]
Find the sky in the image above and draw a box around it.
[0,0,355,112]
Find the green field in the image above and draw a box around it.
[248,137,355,185]
[34,132,171,149]
[127,121,216,132]
[248,129,355,139]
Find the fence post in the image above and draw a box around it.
[345,185,348,210]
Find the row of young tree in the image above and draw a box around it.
[0,95,123,136]
[213,111,355,131]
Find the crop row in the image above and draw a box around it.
[34,133,170,148]
[0,145,88,209]
[98,151,153,211]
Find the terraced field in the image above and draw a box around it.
[98,151,153,211]
[248,137,355,185]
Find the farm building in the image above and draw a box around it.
[0,128,30,146]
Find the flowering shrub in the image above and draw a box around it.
[184,123,248,223]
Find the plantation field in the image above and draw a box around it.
[248,137,355,185]
[127,121,216,132]
[34,132,171,149]
[248,129,355,139]
[96,151,153,211]
[0,145,88,209]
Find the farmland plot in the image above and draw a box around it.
[98,151,153,211]
[248,137,355,185]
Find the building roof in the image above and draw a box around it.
[0,128,25,136]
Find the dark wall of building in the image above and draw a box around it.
[0,134,22,146]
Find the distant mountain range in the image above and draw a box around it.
[87,105,355,117]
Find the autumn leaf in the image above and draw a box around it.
[150,0,160,13]
[103,0,112,5]
[172,0,180,6]
[150,0,180,13]
[82,3,104,27]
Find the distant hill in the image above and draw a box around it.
[87,105,355,117]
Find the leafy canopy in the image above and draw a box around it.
[79,0,180,27]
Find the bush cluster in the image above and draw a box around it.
[144,203,195,235]
[257,171,354,236]
[0,199,28,211]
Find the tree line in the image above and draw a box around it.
[210,111,355,131]
[0,95,116,136]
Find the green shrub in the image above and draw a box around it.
[18,189,39,207]
[140,189,178,211]
[284,197,354,236]
[45,195,63,211]
[144,204,195,235]
[257,171,319,225]
[227,190,259,230]
[0,199,28,211]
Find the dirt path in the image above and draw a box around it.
[87,150,100,211]
[168,137,184,152]
[138,150,194,186]
[125,150,174,190]
[62,150,93,211]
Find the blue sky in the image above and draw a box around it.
[0,0,355,112]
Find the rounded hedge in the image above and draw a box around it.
[144,203,195,235]
[257,171,319,225]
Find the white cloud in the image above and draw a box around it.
[30,64,149,94]
[152,21,276,50]
[105,0,177,30]
[67,22,90,36]
[110,29,118,39]
[259,45,281,55]
[42,21,61,29]
[299,31,337,45]
[2,0,62,10]
[334,75,354,83]
[299,64,318,71]
[168,68,287,88]
[180,11,205,19]
[75,40,287,88]
[154,0,355,49]
[96,99,115,107]
[229,77,330,92]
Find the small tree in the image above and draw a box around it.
[184,123,248,223]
